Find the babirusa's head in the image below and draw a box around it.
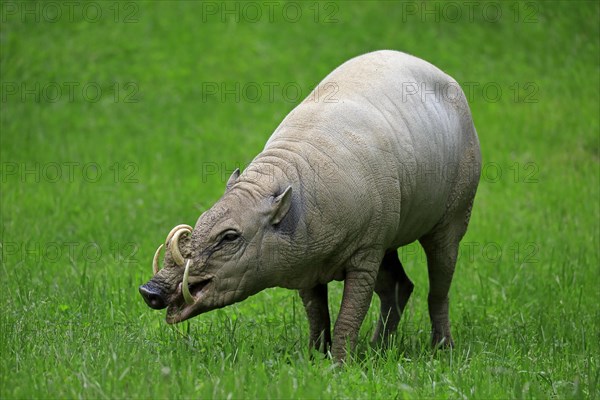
[139,169,295,323]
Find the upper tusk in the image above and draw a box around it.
[168,227,191,266]
[165,224,193,246]
[152,244,164,275]
[182,259,194,305]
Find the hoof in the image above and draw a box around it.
[431,334,454,349]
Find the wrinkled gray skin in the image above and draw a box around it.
[140,50,481,362]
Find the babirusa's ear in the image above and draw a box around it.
[225,168,240,192]
[270,186,292,225]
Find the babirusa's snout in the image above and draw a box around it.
[143,224,196,311]
[139,284,168,309]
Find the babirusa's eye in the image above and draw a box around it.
[219,231,240,245]
[223,232,239,241]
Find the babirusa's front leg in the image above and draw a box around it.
[332,256,379,362]
[299,284,331,354]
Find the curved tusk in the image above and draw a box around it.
[182,259,194,305]
[169,227,191,266]
[152,244,164,275]
[165,224,193,246]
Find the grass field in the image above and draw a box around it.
[1,1,599,398]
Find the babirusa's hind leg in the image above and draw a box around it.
[419,215,469,348]
[371,250,414,344]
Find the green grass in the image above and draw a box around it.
[1,1,598,398]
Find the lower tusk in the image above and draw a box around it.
[152,244,164,275]
[182,259,194,305]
